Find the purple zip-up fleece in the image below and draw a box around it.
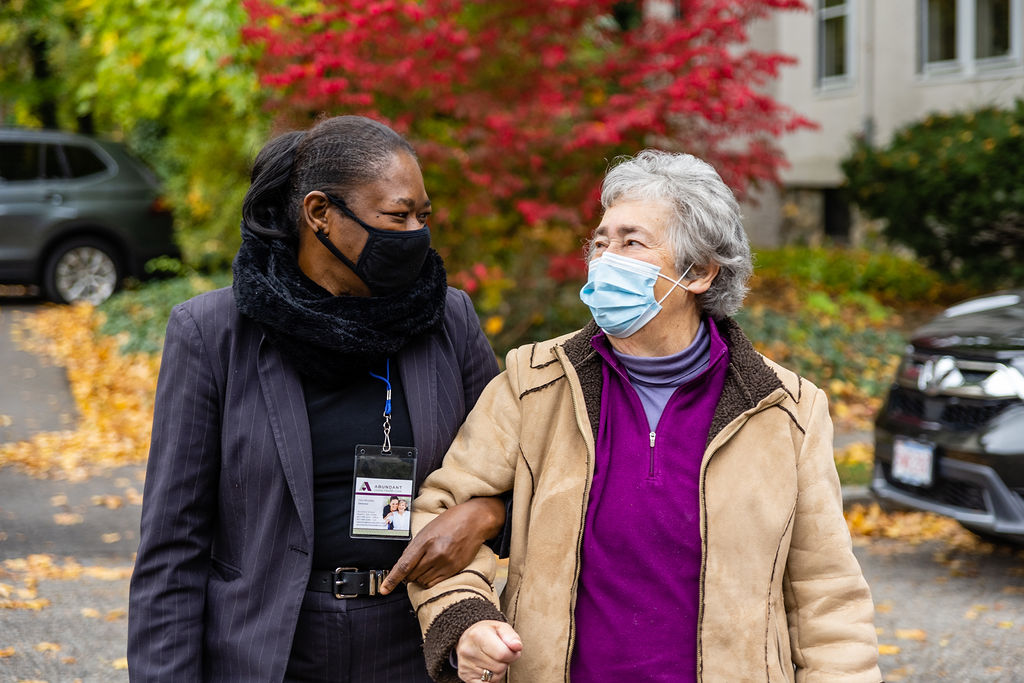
[570,321,729,682]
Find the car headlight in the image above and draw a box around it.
[894,346,918,387]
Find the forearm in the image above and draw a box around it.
[453,495,506,543]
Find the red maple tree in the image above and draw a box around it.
[243,0,813,280]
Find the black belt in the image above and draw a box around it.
[307,567,392,598]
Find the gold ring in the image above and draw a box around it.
[481,670,493,682]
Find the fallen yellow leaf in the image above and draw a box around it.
[112,657,129,670]
[965,604,989,620]
[91,495,123,510]
[50,494,67,506]
[80,607,100,618]
[0,646,14,657]
[835,442,873,466]
[105,608,127,621]
[886,666,912,682]
[101,533,122,544]
[997,621,1014,629]
[82,566,132,581]
[33,642,61,652]
[878,644,901,655]
[53,513,84,526]
[894,629,927,641]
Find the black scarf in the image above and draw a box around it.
[232,233,448,380]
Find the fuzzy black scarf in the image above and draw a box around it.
[232,233,447,379]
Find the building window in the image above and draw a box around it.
[817,0,853,87]
[924,0,958,64]
[921,0,1020,74]
[976,0,1011,59]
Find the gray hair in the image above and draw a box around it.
[597,150,752,319]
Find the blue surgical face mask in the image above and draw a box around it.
[579,251,694,338]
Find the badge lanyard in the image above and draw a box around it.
[368,360,393,453]
[351,358,417,540]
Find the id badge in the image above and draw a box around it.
[351,444,417,540]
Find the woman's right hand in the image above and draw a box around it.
[455,620,522,682]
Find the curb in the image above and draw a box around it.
[841,485,874,509]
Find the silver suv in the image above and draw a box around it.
[0,128,179,304]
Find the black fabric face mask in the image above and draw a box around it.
[316,191,432,296]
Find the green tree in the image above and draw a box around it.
[842,102,1024,287]
[0,0,88,129]
[1,0,270,269]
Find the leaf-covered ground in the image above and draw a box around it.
[0,304,158,480]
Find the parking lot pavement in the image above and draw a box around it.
[0,298,78,443]
[0,464,142,682]
[856,537,1024,681]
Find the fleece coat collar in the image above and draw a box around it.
[560,317,787,445]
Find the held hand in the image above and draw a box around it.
[380,496,505,594]
[456,620,522,682]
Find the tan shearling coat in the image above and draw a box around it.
[409,319,881,683]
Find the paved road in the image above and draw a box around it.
[2,298,1023,682]
[0,464,141,682]
[859,536,1024,681]
[0,295,79,442]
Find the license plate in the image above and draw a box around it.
[892,438,934,487]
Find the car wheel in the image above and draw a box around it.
[43,238,122,305]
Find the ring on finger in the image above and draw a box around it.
[480,670,493,682]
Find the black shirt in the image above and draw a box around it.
[302,360,415,570]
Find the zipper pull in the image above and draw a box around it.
[650,431,656,449]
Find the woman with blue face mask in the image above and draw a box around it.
[401,150,881,683]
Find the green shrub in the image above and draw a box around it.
[752,245,968,306]
[99,272,233,354]
[841,101,1024,288]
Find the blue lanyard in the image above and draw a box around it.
[369,359,392,453]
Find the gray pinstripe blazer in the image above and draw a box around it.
[127,286,498,682]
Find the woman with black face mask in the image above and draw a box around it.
[127,115,505,682]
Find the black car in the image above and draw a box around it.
[0,127,179,304]
[872,290,1024,542]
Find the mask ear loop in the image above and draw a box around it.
[655,263,695,305]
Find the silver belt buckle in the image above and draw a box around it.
[368,569,389,596]
[332,566,359,599]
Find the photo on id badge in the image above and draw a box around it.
[351,444,417,540]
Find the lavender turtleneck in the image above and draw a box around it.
[610,319,711,430]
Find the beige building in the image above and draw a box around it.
[740,0,1024,246]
